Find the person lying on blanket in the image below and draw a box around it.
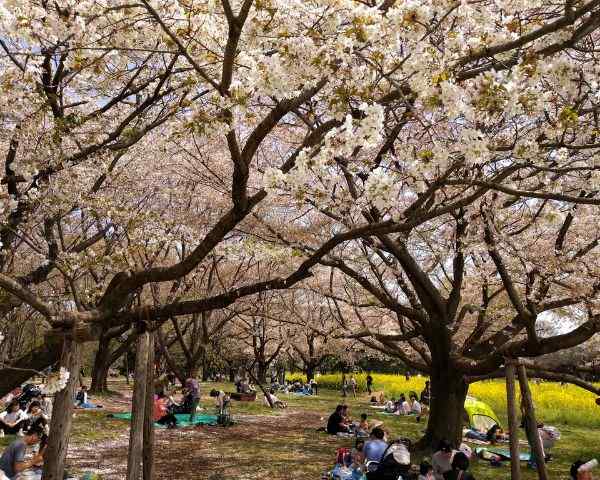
[153,392,178,429]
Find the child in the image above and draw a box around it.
[352,438,365,467]
[419,461,434,480]
[358,413,369,433]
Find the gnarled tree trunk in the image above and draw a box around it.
[419,360,468,450]
[90,340,111,392]
[42,338,82,480]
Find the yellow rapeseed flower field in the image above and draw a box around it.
[289,372,600,428]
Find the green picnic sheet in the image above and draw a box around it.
[110,412,218,427]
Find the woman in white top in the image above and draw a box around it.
[0,402,29,435]
[410,395,422,415]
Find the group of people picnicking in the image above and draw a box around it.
[328,418,597,480]
[1,372,597,480]
[0,386,51,480]
[272,377,318,396]
[324,377,597,480]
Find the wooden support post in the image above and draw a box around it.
[517,364,549,480]
[143,333,155,480]
[126,331,150,480]
[42,338,82,480]
[505,360,521,480]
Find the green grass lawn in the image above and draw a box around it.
[1,381,597,479]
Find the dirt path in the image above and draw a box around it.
[68,408,332,479]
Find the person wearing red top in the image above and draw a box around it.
[153,392,177,428]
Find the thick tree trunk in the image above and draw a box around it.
[42,338,82,480]
[305,364,315,381]
[90,340,111,393]
[517,364,549,480]
[419,361,468,450]
[143,334,155,480]
[256,362,268,384]
[505,361,521,480]
[127,332,150,480]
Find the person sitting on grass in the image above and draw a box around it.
[352,438,366,467]
[0,425,44,480]
[25,402,48,430]
[485,424,509,444]
[384,398,396,413]
[419,461,434,480]
[443,451,475,480]
[0,402,29,436]
[263,390,287,409]
[326,405,350,435]
[432,440,455,480]
[153,392,178,429]
[410,394,422,415]
[74,385,102,409]
[358,413,370,435]
[395,394,410,415]
[363,427,388,463]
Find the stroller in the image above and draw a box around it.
[16,384,43,410]
[365,439,411,480]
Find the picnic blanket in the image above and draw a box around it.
[476,447,532,462]
[110,412,218,427]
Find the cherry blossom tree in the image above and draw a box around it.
[1,0,600,468]
[261,0,600,448]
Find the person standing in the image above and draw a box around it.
[350,375,358,398]
[366,374,373,395]
[341,374,348,398]
[420,380,431,406]
[309,378,318,395]
[184,377,200,423]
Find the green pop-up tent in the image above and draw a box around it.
[464,396,501,431]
